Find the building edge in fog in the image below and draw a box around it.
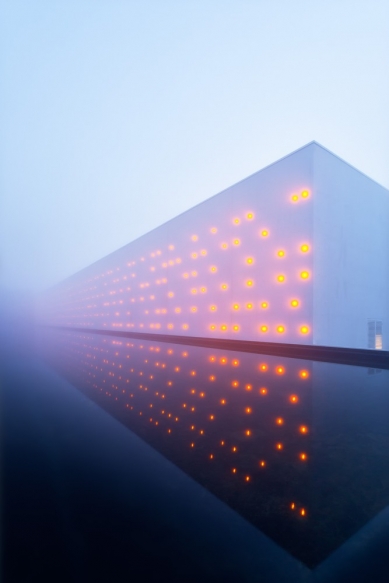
[38,142,389,351]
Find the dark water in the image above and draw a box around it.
[2,326,389,582]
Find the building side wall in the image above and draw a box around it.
[312,145,389,349]
[40,146,315,344]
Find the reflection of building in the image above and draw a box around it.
[41,142,389,349]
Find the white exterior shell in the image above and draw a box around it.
[41,142,389,350]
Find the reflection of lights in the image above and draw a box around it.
[232,468,237,474]
[209,454,214,459]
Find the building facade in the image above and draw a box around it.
[40,142,389,350]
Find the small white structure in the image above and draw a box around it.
[41,142,389,350]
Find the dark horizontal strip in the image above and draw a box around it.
[43,326,389,370]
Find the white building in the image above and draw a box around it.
[42,142,389,350]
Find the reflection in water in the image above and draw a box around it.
[37,328,389,567]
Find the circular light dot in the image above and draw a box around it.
[277,250,285,257]
[290,299,299,307]
[210,325,216,331]
[233,239,240,246]
[300,325,309,334]
[210,227,217,234]
[261,230,269,237]
[210,305,217,311]
[277,275,285,282]
[233,304,239,310]
[246,280,254,287]
[246,212,254,220]
[246,303,253,310]
[260,325,268,332]
[289,394,299,404]
[221,243,228,249]
[300,271,310,279]
[210,266,217,273]
[301,190,309,198]
[301,244,310,253]
[233,218,240,225]
[299,452,308,461]
[291,194,299,202]
[261,301,268,309]
[299,370,309,379]
[232,325,240,331]
[246,257,254,264]
[221,283,228,290]
[299,425,309,434]
[221,325,227,331]
[191,235,198,241]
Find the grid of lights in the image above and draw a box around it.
[42,187,313,342]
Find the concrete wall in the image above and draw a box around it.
[312,144,389,349]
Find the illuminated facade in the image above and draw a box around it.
[40,142,389,350]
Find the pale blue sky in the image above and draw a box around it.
[1,1,388,292]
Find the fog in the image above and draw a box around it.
[1,1,389,304]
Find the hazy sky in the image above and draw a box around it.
[1,1,388,292]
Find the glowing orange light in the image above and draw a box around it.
[174,307,181,313]
[209,454,214,459]
[232,446,237,452]
[291,194,299,202]
[190,306,197,312]
[276,417,284,425]
[232,380,239,388]
[276,443,283,450]
[300,271,310,279]
[210,305,217,311]
[246,212,254,220]
[277,326,285,334]
[261,230,269,237]
[246,257,254,264]
[220,399,226,405]
[300,325,309,334]
[277,250,285,257]
[260,387,268,395]
[232,359,239,366]
[245,384,252,391]
[209,375,216,381]
[220,357,227,364]
[245,430,251,437]
[190,442,195,448]
[259,364,268,372]
[221,441,225,446]
[245,407,252,414]
[276,366,285,374]
[191,235,198,241]
[259,460,266,467]
[233,239,240,246]
[299,370,309,379]
[210,324,216,331]
[209,415,215,420]
[301,190,309,198]
[277,274,285,282]
[299,425,309,434]
[291,299,299,307]
[245,475,251,482]
[289,394,299,404]
[291,502,295,510]
[299,452,308,461]
[232,468,237,474]
[200,287,207,293]
[300,508,306,516]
